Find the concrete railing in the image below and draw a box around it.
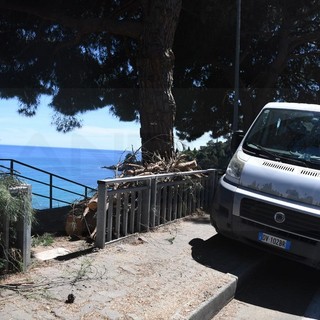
[95,169,218,248]
[1,184,32,272]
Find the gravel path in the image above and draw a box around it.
[0,215,232,320]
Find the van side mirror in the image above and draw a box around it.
[231,130,244,154]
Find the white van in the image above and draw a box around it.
[211,102,320,268]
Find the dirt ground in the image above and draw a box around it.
[0,215,232,320]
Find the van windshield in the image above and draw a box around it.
[243,108,320,169]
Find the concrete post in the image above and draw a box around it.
[10,184,32,272]
[95,180,107,249]
[2,213,9,272]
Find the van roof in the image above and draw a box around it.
[264,102,320,112]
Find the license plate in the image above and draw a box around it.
[258,232,291,251]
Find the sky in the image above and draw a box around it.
[0,95,211,151]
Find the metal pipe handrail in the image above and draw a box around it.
[0,159,97,209]
[31,192,72,205]
[0,159,95,189]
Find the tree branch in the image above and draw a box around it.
[289,30,320,52]
[0,1,143,40]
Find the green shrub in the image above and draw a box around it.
[32,233,54,247]
[181,139,232,171]
[0,174,34,274]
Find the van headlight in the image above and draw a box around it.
[225,152,245,184]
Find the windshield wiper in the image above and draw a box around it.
[245,142,308,167]
[275,154,309,167]
[301,158,320,169]
[245,143,280,160]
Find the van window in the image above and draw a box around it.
[243,108,320,169]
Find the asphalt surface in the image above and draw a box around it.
[0,214,265,320]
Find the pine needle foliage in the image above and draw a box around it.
[0,174,34,222]
[0,173,34,274]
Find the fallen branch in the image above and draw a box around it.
[65,154,200,239]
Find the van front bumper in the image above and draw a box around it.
[211,175,320,269]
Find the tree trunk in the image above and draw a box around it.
[137,0,182,163]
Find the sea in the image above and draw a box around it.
[0,144,132,209]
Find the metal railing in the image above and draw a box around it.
[95,169,218,248]
[0,159,96,209]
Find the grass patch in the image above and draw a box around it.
[32,233,54,247]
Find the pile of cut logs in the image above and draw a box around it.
[122,158,197,177]
[65,155,198,239]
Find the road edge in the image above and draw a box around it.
[188,275,238,320]
[187,255,268,320]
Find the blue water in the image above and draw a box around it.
[0,144,131,209]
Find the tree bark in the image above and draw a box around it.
[137,0,182,162]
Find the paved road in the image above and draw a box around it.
[214,255,320,320]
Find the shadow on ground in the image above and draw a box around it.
[190,233,320,317]
[54,246,96,261]
[189,234,264,278]
[234,256,320,317]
